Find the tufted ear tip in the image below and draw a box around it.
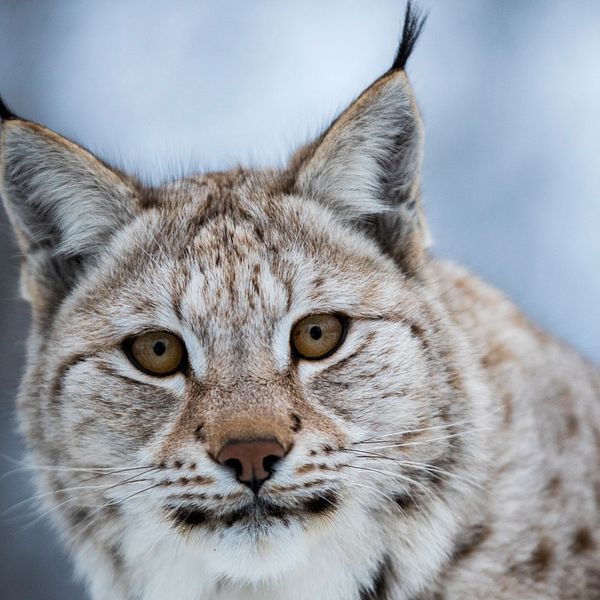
[0,94,18,121]
[289,2,428,274]
[390,1,427,72]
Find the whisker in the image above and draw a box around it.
[8,466,160,524]
[3,481,143,515]
[348,481,412,517]
[74,465,159,485]
[0,453,154,477]
[356,429,480,451]
[0,463,155,483]
[72,482,163,540]
[17,477,155,530]
[357,420,470,443]
[339,463,435,501]
[345,449,484,490]
[356,406,502,444]
[400,460,484,490]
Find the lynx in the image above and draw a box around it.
[1,5,599,599]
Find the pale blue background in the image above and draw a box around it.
[1,2,599,598]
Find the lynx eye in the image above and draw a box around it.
[125,331,185,376]
[291,314,346,360]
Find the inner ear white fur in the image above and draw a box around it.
[0,120,135,258]
[295,70,423,221]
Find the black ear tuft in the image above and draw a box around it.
[0,94,18,121]
[391,1,427,71]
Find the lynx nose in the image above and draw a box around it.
[216,438,286,494]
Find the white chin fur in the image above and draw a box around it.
[198,520,311,582]
[122,504,331,585]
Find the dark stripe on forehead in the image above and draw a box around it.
[171,263,191,322]
[250,263,261,298]
[283,275,294,313]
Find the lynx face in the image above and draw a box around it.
[0,7,490,597]
[22,176,482,578]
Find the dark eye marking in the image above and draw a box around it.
[95,363,163,389]
[318,338,371,375]
[50,353,93,405]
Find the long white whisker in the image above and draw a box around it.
[340,463,435,501]
[3,481,146,515]
[357,418,487,444]
[346,450,484,490]
[356,406,503,444]
[17,477,155,530]
[9,467,160,523]
[0,464,154,483]
[72,482,163,540]
[360,429,479,451]
[348,481,412,517]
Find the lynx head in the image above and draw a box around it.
[1,5,488,592]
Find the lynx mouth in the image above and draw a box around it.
[166,490,339,531]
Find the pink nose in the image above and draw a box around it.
[216,438,286,494]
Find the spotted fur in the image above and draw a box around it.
[1,4,599,600]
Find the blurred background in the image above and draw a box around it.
[0,1,599,598]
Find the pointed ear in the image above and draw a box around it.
[0,108,136,313]
[291,3,430,273]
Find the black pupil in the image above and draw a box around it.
[153,340,167,356]
[309,326,322,340]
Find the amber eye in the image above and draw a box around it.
[125,331,185,376]
[291,314,346,360]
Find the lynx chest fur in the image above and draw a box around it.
[1,5,599,600]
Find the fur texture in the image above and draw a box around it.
[1,5,599,599]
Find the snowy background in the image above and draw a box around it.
[0,1,599,598]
